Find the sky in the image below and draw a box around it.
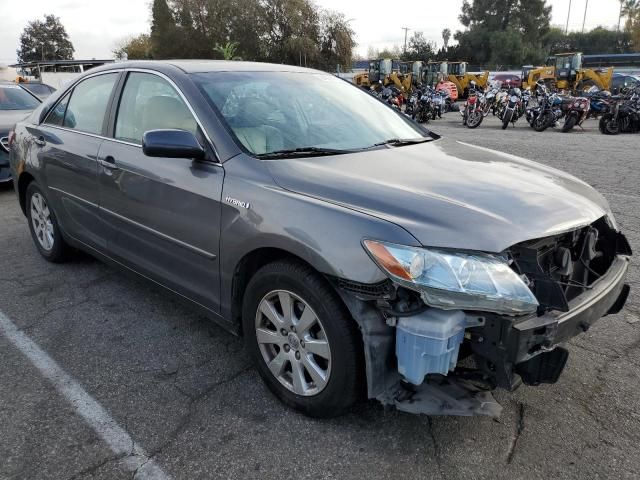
[0,0,625,64]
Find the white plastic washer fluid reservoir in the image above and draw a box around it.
[396,309,466,385]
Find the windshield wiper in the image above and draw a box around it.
[255,147,354,159]
[370,137,432,148]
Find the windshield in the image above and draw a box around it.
[192,71,426,156]
[0,85,40,110]
[21,83,55,99]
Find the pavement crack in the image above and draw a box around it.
[145,364,253,462]
[67,452,128,480]
[506,402,525,464]
[427,417,446,480]
[20,298,93,332]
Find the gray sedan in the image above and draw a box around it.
[0,83,41,183]
[8,61,632,418]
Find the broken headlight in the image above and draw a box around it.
[363,240,539,315]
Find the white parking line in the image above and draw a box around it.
[0,311,171,480]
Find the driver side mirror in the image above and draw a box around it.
[142,129,205,160]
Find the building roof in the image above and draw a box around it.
[137,60,319,74]
[9,59,114,68]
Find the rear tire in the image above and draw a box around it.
[26,182,69,262]
[242,260,362,418]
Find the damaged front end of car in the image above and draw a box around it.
[332,215,632,418]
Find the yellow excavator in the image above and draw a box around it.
[521,52,613,92]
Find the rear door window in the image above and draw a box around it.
[62,73,118,135]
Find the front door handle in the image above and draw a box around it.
[33,135,46,147]
[98,155,119,170]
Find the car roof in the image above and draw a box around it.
[98,60,323,74]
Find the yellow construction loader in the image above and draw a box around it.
[352,58,393,89]
[352,58,413,94]
[446,62,489,96]
[521,53,613,92]
[420,61,488,96]
[423,61,447,86]
[521,64,556,90]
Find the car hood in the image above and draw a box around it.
[0,110,33,132]
[265,138,610,252]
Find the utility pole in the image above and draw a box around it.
[565,0,572,34]
[582,0,589,33]
[402,27,410,54]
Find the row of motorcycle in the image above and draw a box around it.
[371,84,454,123]
[461,80,640,134]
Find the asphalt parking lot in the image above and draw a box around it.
[1,114,639,480]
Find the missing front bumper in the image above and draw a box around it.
[470,255,630,390]
[336,254,630,417]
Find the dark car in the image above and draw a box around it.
[1,83,41,184]
[491,73,521,89]
[19,82,57,100]
[8,61,632,418]
[610,74,639,95]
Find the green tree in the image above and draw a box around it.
[621,0,639,26]
[543,26,633,56]
[214,41,240,60]
[441,28,451,49]
[318,10,356,70]
[620,0,640,49]
[150,0,180,59]
[402,31,436,60]
[261,0,320,65]
[145,0,357,70]
[17,14,74,63]
[113,34,153,60]
[456,0,552,67]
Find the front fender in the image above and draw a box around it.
[218,154,420,321]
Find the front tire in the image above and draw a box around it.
[502,109,513,129]
[599,115,619,135]
[533,112,552,132]
[466,111,483,128]
[242,260,362,417]
[26,182,69,262]
[562,115,577,133]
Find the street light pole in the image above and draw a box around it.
[402,27,410,54]
[565,0,572,34]
[582,0,589,33]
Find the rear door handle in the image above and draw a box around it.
[33,135,46,147]
[98,155,119,170]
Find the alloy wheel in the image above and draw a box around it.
[255,290,332,396]
[30,192,55,251]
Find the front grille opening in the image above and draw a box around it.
[509,217,620,313]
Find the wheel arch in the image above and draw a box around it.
[17,171,36,215]
[228,246,347,336]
